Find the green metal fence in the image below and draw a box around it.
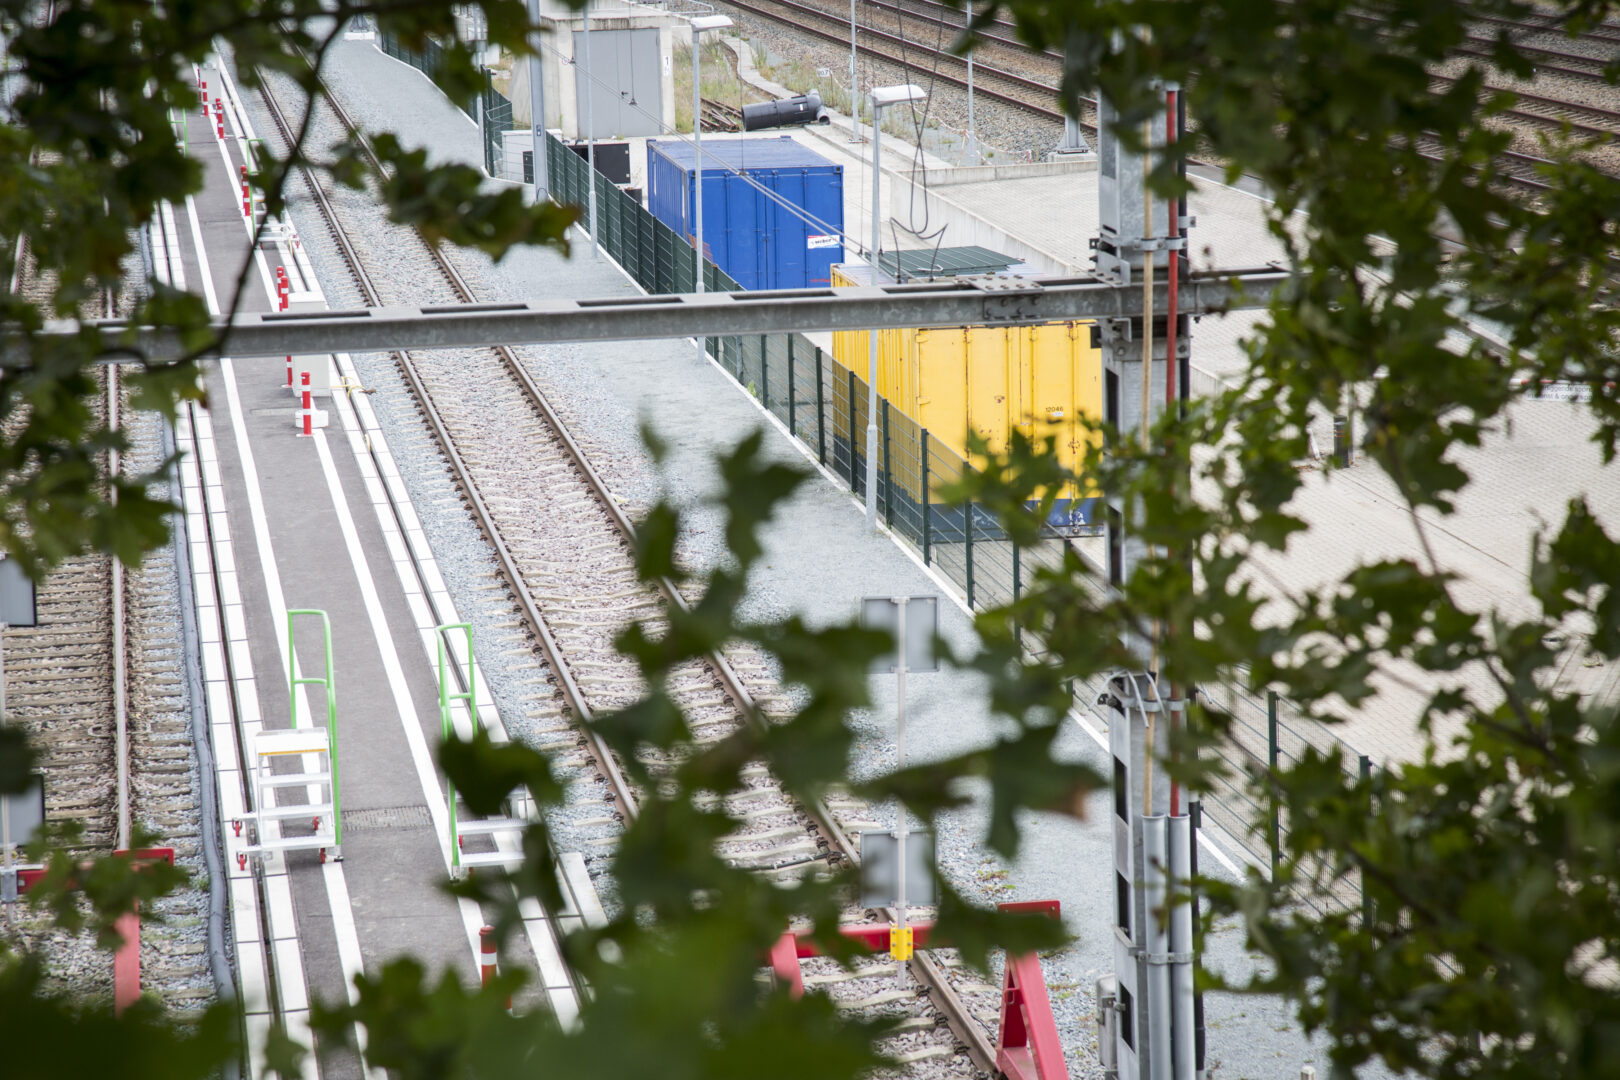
[481,76,513,179]
[536,131,1066,623]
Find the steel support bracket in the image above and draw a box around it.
[995,899,1071,1080]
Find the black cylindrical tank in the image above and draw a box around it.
[741,91,830,131]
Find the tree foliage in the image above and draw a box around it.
[2,0,1619,1078]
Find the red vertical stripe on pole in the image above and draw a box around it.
[113,909,141,1015]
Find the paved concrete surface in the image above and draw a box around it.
[179,65,555,1077]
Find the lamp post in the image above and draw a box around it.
[864,85,926,533]
[580,0,597,257]
[849,0,859,142]
[690,14,733,295]
[525,0,548,200]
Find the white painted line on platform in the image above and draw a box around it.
[183,178,372,1079]
[320,862,377,1078]
[308,426,491,965]
[327,355,582,1024]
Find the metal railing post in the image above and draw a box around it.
[287,609,340,849]
[1013,540,1021,601]
[816,349,827,465]
[881,399,893,528]
[436,622,479,876]
[848,367,859,491]
[787,336,797,436]
[1268,690,1281,875]
[1359,754,1374,930]
[760,334,769,405]
[920,429,932,563]
[965,500,976,608]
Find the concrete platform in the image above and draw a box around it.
[171,63,575,1079]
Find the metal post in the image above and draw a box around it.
[787,335,797,436]
[525,0,548,201]
[964,3,975,164]
[865,101,883,532]
[1169,815,1196,1080]
[920,430,931,563]
[760,334,769,406]
[694,28,705,293]
[581,0,598,257]
[882,399,893,528]
[965,500,975,608]
[1144,815,1173,1080]
[848,366,859,489]
[1,620,12,903]
[1267,690,1280,874]
[816,349,827,464]
[1190,797,1205,1076]
[966,52,976,162]
[1333,414,1351,467]
[849,0,859,143]
[1359,754,1373,931]
[894,597,909,988]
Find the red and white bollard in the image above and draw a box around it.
[479,925,511,1011]
[214,99,224,139]
[198,79,207,110]
[300,371,313,437]
[286,354,294,389]
[241,165,252,218]
[276,267,290,312]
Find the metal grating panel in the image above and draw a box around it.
[341,805,433,832]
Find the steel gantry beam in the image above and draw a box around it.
[25,270,1289,362]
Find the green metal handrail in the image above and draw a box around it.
[436,623,478,874]
[287,609,341,849]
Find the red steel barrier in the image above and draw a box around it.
[768,921,938,998]
[995,900,1069,1080]
[769,901,1070,1080]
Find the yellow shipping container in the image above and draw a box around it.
[830,264,1102,529]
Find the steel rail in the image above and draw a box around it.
[719,0,1070,124]
[179,395,288,1027]
[107,303,131,855]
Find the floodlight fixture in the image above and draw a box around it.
[870,84,927,109]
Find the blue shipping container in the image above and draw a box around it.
[646,137,845,290]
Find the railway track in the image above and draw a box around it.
[251,57,1002,1070]
[719,0,1070,126]
[3,247,215,1014]
[731,0,1579,193]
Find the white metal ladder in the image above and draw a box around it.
[234,609,342,866]
[439,623,531,878]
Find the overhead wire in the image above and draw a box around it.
[886,0,951,258]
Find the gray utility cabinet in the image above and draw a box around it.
[573,28,662,139]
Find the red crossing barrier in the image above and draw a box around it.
[13,848,178,1015]
[768,901,1070,1080]
[994,900,1069,1080]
